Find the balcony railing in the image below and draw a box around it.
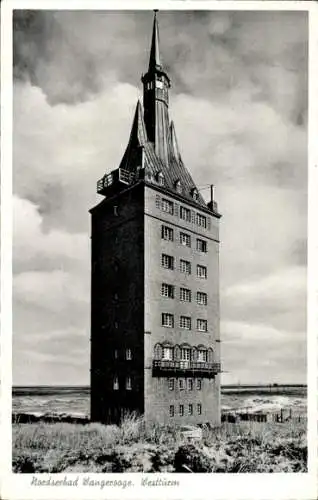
[152,359,221,377]
[97,168,135,195]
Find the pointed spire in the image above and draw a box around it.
[148,10,162,71]
[129,100,148,145]
[119,100,147,171]
[170,121,181,160]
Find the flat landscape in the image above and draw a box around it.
[12,385,307,473]
[13,415,306,473]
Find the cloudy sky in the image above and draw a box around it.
[13,9,308,385]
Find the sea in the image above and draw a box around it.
[12,385,307,419]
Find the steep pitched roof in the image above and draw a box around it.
[99,12,213,212]
[118,100,207,207]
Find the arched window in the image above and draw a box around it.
[157,171,164,186]
[174,345,181,360]
[154,343,163,360]
[197,346,208,363]
[175,180,182,193]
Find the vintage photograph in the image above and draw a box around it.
[11,8,308,474]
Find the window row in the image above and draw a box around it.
[161,254,207,278]
[162,313,208,332]
[168,378,202,391]
[170,403,202,417]
[113,376,132,391]
[113,349,132,360]
[161,225,207,252]
[156,196,211,230]
[154,343,213,363]
[161,284,207,305]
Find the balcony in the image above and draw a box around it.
[97,168,136,196]
[152,359,221,378]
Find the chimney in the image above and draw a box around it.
[207,184,215,212]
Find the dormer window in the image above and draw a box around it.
[191,188,199,200]
[175,180,182,194]
[157,171,164,186]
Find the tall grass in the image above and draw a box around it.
[12,414,307,473]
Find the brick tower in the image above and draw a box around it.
[90,12,222,425]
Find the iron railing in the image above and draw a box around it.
[152,359,221,377]
[97,168,135,195]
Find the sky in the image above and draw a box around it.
[12,9,308,385]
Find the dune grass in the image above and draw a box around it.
[12,414,307,473]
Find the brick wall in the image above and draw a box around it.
[144,185,221,425]
[90,181,221,426]
[90,184,145,422]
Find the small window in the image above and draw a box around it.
[163,347,173,360]
[126,349,132,360]
[161,198,174,214]
[181,348,191,361]
[198,349,208,362]
[196,213,207,228]
[168,378,174,390]
[179,404,184,416]
[188,379,193,391]
[197,292,207,306]
[156,79,164,89]
[180,259,191,275]
[197,403,202,415]
[180,287,191,302]
[157,171,164,185]
[188,404,193,416]
[196,238,207,253]
[197,265,207,279]
[113,205,118,216]
[180,206,191,222]
[179,379,185,391]
[162,313,174,328]
[197,379,202,390]
[169,405,174,417]
[126,376,132,390]
[180,232,191,247]
[114,349,118,359]
[191,188,199,200]
[113,376,119,390]
[161,283,174,298]
[180,316,191,330]
[175,180,182,193]
[197,319,208,332]
[162,225,174,241]
[162,254,174,270]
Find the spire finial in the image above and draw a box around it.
[149,9,161,71]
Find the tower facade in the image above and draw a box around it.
[90,13,222,425]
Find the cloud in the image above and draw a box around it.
[13,196,89,272]
[13,81,139,233]
[12,10,308,385]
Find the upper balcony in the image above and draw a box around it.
[97,168,137,197]
[152,359,221,378]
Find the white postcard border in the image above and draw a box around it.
[1,1,317,499]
